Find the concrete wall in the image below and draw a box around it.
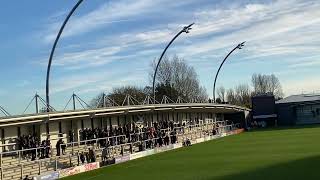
[47,121,59,146]
[296,104,320,125]
[3,126,17,151]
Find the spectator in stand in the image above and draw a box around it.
[157,136,163,147]
[183,138,192,147]
[102,147,109,162]
[80,152,85,164]
[85,152,90,163]
[16,134,42,160]
[88,148,96,162]
[45,138,51,158]
[212,128,217,135]
[23,175,32,180]
[164,134,170,146]
[61,140,66,155]
[56,139,62,156]
[69,130,74,142]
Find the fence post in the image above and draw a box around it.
[55,157,58,171]
[0,153,2,168]
[20,164,23,179]
[72,142,74,155]
[0,167,3,180]
[121,145,124,156]
[36,148,38,160]
[51,146,53,157]
[38,160,41,175]
[18,151,21,164]
[77,152,80,166]
[69,154,72,167]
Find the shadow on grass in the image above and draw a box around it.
[248,124,320,133]
[214,155,320,180]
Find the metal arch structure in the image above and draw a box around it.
[0,106,11,117]
[213,42,245,103]
[152,23,194,104]
[63,93,92,111]
[46,0,84,112]
[45,1,193,110]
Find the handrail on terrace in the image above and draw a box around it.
[64,123,207,149]
[0,123,239,174]
[0,121,232,157]
[1,145,50,156]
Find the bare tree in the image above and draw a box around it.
[150,55,208,102]
[252,73,283,99]
[91,86,146,107]
[217,86,226,102]
[226,88,236,104]
[235,84,251,107]
[226,84,251,108]
[90,92,105,108]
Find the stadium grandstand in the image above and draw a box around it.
[0,98,249,180]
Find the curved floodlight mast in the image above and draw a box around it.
[45,0,84,112]
[152,23,194,103]
[213,42,245,103]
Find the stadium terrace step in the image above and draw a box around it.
[3,171,22,180]
[3,175,21,180]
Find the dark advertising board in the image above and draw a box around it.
[252,95,276,119]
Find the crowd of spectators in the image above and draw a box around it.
[14,119,210,161]
[76,120,179,147]
[73,120,183,160]
[79,148,96,164]
[16,134,51,160]
[56,139,66,156]
[19,119,219,180]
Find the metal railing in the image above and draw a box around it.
[0,121,221,158]
[0,122,240,180]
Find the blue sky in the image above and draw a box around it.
[0,0,319,115]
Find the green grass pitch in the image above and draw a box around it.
[64,126,320,180]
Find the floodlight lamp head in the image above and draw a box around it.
[237,41,246,49]
[183,23,195,33]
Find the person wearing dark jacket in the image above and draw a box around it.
[80,152,85,164]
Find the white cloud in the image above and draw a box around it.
[43,0,320,66]
[286,55,320,68]
[36,0,320,97]
[282,77,320,96]
[49,65,148,95]
[174,0,320,61]
[43,0,198,42]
